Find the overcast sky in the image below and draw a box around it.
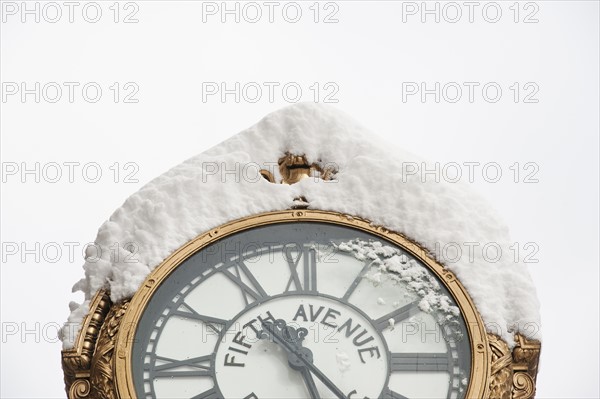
[1,1,599,398]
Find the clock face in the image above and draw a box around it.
[129,221,474,399]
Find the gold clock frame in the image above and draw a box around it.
[62,209,540,399]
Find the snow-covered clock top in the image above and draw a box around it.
[61,102,540,351]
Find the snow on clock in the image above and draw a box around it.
[60,103,541,399]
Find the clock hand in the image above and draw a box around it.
[300,367,320,399]
[258,320,347,399]
[292,348,347,399]
[258,321,321,398]
[286,346,320,398]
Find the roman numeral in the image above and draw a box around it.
[191,388,220,399]
[342,260,372,301]
[304,246,318,292]
[390,352,450,372]
[171,301,227,334]
[284,246,317,293]
[152,355,213,378]
[222,260,267,305]
[374,300,421,331]
[381,388,408,399]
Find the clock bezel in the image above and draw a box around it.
[114,209,491,398]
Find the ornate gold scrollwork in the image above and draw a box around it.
[488,334,513,399]
[488,333,541,399]
[61,290,111,399]
[67,379,91,399]
[61,291,130,399]
[512,334,541,399]
[89,299,130,399]
[513,372,536,399]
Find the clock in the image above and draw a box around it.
[61,111,541,399]
[113,210,489,399]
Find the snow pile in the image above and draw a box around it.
[61,103,540,349]
[337,239,463,334]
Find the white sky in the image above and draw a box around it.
[1,1,598,398]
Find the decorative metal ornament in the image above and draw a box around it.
[260,153,337,185]
[62,155,541,399]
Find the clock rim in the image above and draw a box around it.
[114,209,491,398]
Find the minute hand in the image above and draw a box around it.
[261,321,347,399]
